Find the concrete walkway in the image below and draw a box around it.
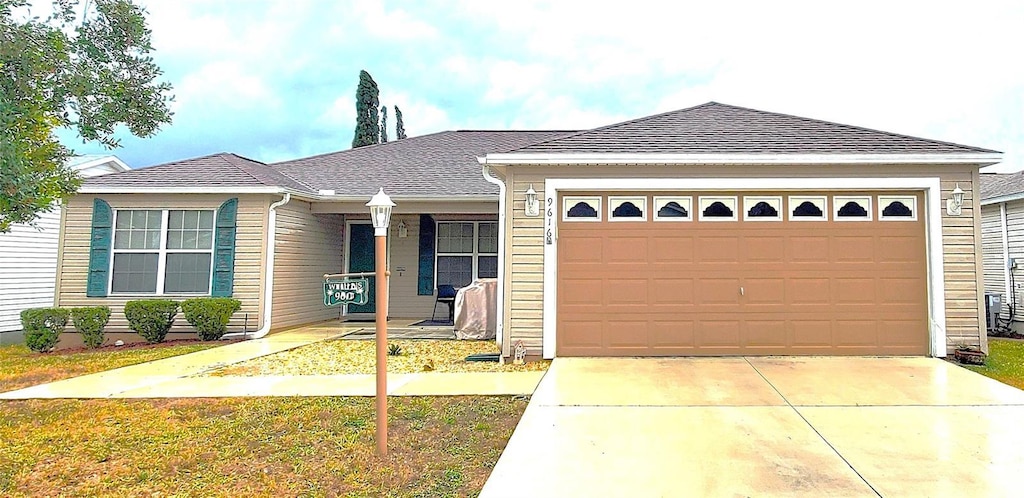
[1,323,543,399]
[481,357,1024,497]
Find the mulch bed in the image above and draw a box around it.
[54,338,241,355]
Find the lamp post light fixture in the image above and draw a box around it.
[525,184,540,217]
[365,187,394,456]
[946,183,965,216]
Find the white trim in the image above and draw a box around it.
[434,221,499,288]
[1002,202,1011,303]
[982,192,1024,206]
[108,208,215,296]
[485,152,1001,166]
[542,177,948,359]
[653,196,693,221]
[787,195,828,221]
[698,195,738,221]
[608,196,647,221]
[562,196,602,221]
[832,195,873,221]
[742,195,783,222]
[878,195,918,221]
[78,185,497,204]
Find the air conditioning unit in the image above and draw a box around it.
[985,293,1003,333]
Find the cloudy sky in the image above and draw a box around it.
[58,0,1024,172]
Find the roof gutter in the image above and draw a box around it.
[77,186,496,202]
[482,152,1003,167]
[223,193,291,340]
[479,157,507,354]
[981,192,1024,206]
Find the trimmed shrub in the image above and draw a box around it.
[70,306,112,348]
[181,297,241,341]
[124,299,180,344]
[21,307,70,353]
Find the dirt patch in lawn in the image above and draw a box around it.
[207,339,550,376]
[0,396,528,497]
[1,341,225,393]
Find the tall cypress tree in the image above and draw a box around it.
[395,105,407,139]
[352,70,380,148]
[379,105,388,143]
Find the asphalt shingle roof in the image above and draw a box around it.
[84,153,315,192]
[510,102,999,155]
[270,130,574,197]
[981,172,1024,200]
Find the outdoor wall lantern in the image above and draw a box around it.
[396,219,408,238]
[525,184,540,217]
[367,188,395,235]
[946,183,965,216]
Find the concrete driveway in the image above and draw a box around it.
[481,357,1024,497]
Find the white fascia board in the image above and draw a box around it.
[484,152,1002,166]
[981,192,1024,206]
[313,195,497,202]
[77,186,497,203]
[70,155,131,173]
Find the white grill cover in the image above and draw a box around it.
[454,278,497,340]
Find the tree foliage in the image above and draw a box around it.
[395,105,406,140]
[351,69,379,148]
[0,0,173,231]
[379,104,388,144]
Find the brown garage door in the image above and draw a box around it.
[557,191,928,356]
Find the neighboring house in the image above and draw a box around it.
[0,155,129,333]
[56,102,1000,359]
[979,171,1024,333]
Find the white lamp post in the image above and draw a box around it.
[366,187,394,455]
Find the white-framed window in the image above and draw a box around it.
[743,196,782,221]
[833,196,872,221]
[436,221,498,288]
[608,196,647,221]
[111,209,215,294]
[879,195,917,221]
[653,196,692,221]
[563,196,602,221]
[788,195,828,221]
[698,196,738,221]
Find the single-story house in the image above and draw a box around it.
[979,171,1024,333]
[0,155,129,334]
[57,102,1000,358]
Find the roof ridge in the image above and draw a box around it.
[715,102,1001,154]
[270,130,460,167]
[219,154,272,186]
[222,153,317,191]
[504,102,719,153]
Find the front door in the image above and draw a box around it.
[347,223,376,314]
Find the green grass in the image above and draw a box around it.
[0,396,527,497]
[0,342,221,393]
[963,338,1024,389]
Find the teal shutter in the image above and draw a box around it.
[211,198,238,297]
[86,198,113,297]
[417,214,436,295]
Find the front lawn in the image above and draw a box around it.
[209,339,550,376]
[0,342,222,393]
[963,338,1024,389]
[0,396,527,496]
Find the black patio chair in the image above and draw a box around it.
[431,284,457,323]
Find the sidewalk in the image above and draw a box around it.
[0,324,544,399]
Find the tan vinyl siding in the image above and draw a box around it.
[385,216,443,318]
[56,194,269,333]
[504,164,986,356]
[271,200,345,329]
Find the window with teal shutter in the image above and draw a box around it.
[418,214,435,295]
[211,198,238,296]
[87,198,113,297]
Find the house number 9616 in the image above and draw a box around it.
[545,197,554,245]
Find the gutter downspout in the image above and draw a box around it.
[224,193,291,340]
[480,159,506,353]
